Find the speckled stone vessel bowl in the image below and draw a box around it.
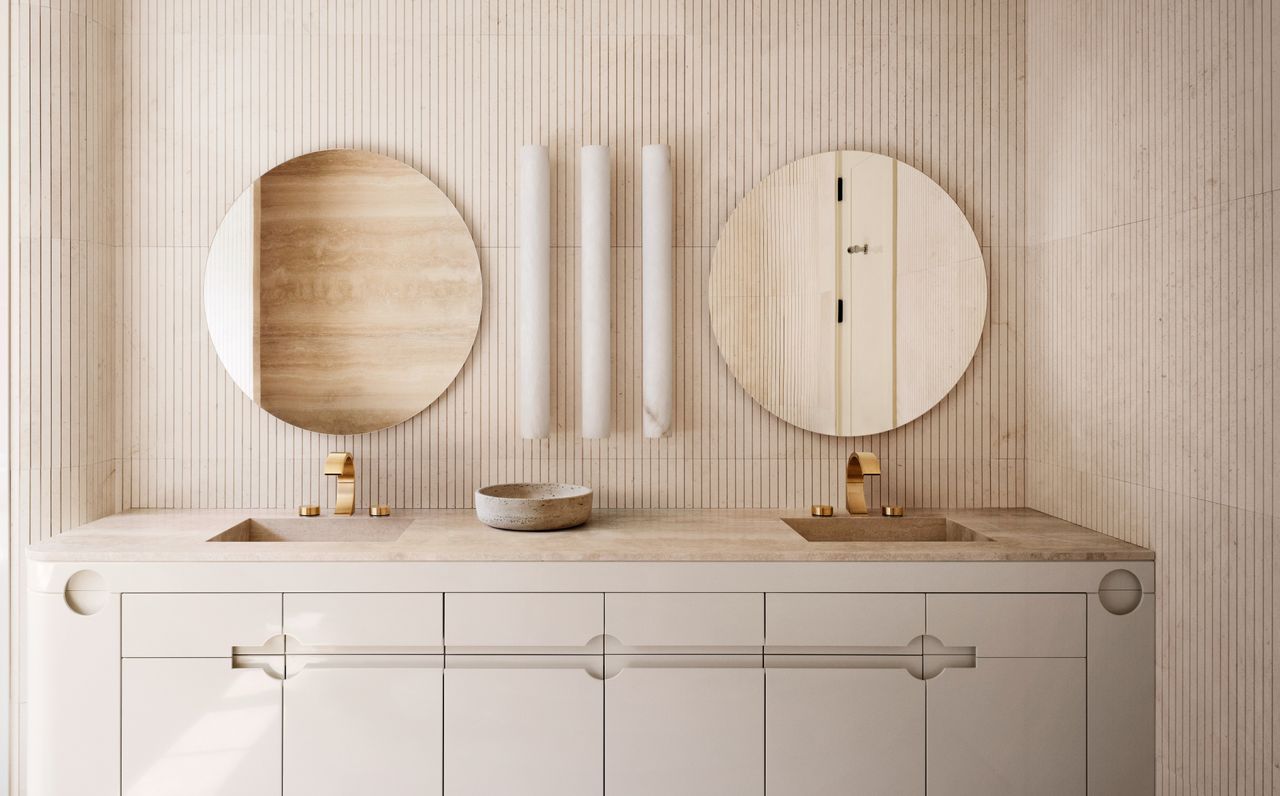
[474,483,594,531]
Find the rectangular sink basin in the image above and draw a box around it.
[208,517,410,543]
[783,516,990,543]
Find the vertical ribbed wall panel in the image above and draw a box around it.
[9,0,121,541]
[1026,0,1278,792]
[110,0,1027,512]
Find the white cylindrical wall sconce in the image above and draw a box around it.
[642,144,673,438]
[519,145,551,439]
[580,145,611,439]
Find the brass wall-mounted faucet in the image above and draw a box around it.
[324,452,355,515]
[845,451,880,515]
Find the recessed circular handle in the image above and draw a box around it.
[64,569,107,616]
[1098,569,1143,615]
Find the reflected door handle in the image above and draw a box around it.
[837,299,844,323]
[847,244,870,254]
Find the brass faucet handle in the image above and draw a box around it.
[324,452,354,478]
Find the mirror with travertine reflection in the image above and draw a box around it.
[205,149,483,435]
[709,151,986,437]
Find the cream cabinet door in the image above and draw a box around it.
[284,655,443,796]
[765,657,925,796]
[604,657,763,796]
[444,656,604,796]
[927,658,1086,796]
[122,657,283,796]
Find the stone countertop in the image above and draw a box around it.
[26,508,1154,563]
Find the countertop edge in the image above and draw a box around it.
[25,507,1156,564]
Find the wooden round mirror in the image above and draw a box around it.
[204,149,483,435]
[710,150,986,437]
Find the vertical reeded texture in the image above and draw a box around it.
[642,144,672,439]
[31,0,1029,514]
[518,145,551,439]
[9,1,122,543]
[580,145,611,439]
[1027,0,1278,792]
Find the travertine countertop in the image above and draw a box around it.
[27,508,1153,563]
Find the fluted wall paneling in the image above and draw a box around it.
[1026,0,1278,792]
[10,0,120,540]
[116,0,1026,513]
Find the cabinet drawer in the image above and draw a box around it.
[285,593,443,653]
[927,594,1086,657]
[123,593,282,657]
[445,593,602,653]
[766,594,924,653]
[606,593,762,653]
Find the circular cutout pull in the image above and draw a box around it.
[1098,569,1143,615]
[64,569,108,616]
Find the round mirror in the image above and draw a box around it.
[204,149,483,435]
[710,150,986,437]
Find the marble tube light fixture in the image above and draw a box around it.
[519,145,551,439]
[580,145,611,439]
[642,144,673,438]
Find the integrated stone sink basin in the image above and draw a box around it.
[783,516,991,543]
[207,517,410,543]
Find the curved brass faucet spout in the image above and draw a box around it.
[324,452,356,515]
[845,451,881,515]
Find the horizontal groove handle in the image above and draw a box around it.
[443,634,605,655]
[231,633,286,656]
[230,655,284,680]
[286,655,444,679]
[921,653,976,681]
[286,644,444,656]
[445,655,605,680]
[604,655,763,680]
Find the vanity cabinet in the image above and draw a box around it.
[32,560,1153,796]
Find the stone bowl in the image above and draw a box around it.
[474,483,593,531]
